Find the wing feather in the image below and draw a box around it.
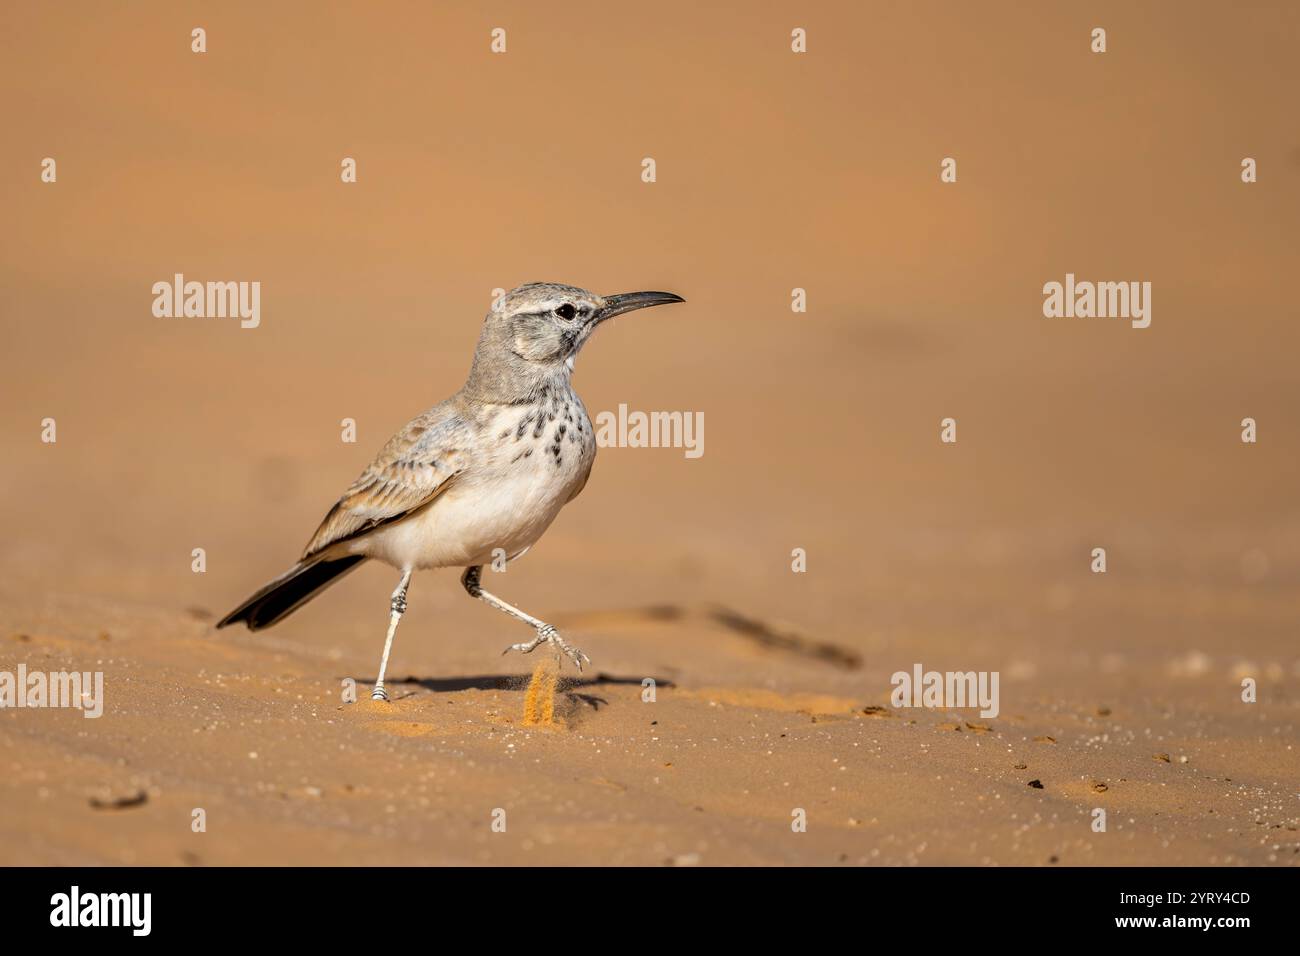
[302,407,469,559]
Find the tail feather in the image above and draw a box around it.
[217,556,367,631]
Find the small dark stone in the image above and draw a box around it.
[90,790,149,811]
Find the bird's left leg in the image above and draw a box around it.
[460,565,590,671]
[371,569,412,701]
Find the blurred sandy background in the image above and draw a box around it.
[1,1,1297,864]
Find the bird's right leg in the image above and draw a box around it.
[371,569,412,701]
[460,565,590,671]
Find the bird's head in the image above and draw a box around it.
[464,282,685,403]
[491,282,685,365]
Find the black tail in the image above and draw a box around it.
[216,556,367,631]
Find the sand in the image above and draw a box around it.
[1,585,1296,865]
[1,1,1298,865]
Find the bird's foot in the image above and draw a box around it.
[502,623,591,672]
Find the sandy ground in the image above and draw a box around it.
[2,1,1299,865]
[1,575,1297,866]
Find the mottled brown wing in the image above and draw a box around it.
[302,408,468,559]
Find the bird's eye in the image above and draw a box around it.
[555,304,577,320]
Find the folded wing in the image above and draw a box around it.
[303,406,469,559]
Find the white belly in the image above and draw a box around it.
[348,425,593,570]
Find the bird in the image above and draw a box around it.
[217,282,685,701]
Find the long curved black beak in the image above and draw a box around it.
[598,291,686,322]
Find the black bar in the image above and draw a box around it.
[0,866,1286,942]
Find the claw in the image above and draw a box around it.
[502,634,544,656]
[559,644,590,672]
[500,623,591,672]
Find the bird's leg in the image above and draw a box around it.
[460,565,590,671]
[371,569,412,701]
